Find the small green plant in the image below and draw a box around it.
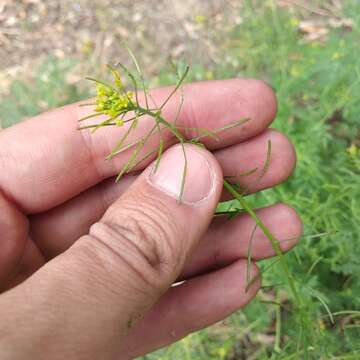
[79,56,249,194]
[79,47,310,355]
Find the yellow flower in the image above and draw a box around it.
[94,83,133,119]
[290,66,301,77]
[217,347,227,358]
[347,144,359,157]
[332,52,342,60]
[96,83,113,97]
[108,65,124,90]
[115,118,124,126]
[114,74,123,89]
[194,14,206,25]
[206,70,213,80]
[290,18,299,27]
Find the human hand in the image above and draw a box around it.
[0,79,302,359]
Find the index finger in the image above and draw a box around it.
[0,79,277,213]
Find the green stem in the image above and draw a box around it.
[223,179,302,307]
[137,107,185,143]
[274,289,282,353]
[159,65,190,110]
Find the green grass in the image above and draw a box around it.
[1,1,360,358]
[152,2,360,358]
[0,56,89,128]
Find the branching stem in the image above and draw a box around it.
[223,179,303,307]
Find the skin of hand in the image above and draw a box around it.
[0,79,302,360]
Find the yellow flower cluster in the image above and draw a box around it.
[95,83,133,120]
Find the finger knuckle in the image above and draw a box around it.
[84,195,182,292]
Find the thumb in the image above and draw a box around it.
[0,144,223,360]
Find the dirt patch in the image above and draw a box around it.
[0,1,242,86]
[0,0,348,95]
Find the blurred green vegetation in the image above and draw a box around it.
[0,57,89,128]
[1,1,359,359]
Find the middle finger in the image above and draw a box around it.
[30,129,296,259]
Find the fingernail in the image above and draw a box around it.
[148,144,214,204]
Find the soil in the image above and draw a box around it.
[0,0,345,95]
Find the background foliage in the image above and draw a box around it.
[0,1,359,359]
